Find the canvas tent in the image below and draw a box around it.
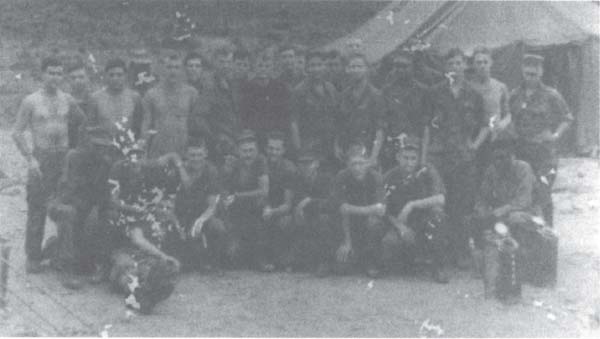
[325,1,600,154]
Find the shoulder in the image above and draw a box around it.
[21,91,41,107]
[491,78,508,91]
[539,84,565,101]
[124,88,142,101]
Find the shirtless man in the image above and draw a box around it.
[12,56,85,273]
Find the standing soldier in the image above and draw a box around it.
[240,53,291,149]
[277,45,304,90]
[469,46,512,175]
[381,50,429,171]
[325,49,346,92]
[382,136,449,283]
[509,53,573,227]
[12,57,85,274]
[207,48,241,165]
[425,48,488,267]
[337,53,386,168]
[331,147,387,278]
[290,50,339,169]
[66,61,93,116]
[184,51,207,94]
[142,53,210,158]
[89,58,145,140]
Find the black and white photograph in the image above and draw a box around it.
[0,0,598,337]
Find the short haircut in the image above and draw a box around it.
[41,56,62,72]
[233,48,251,61]
[105,58,127,73]
[183,51,204,66]
[472,46,492,59]
[306,50,326,62]
[186,136,206,149]
[444,48,466,61]
[266,131,286,144]
[65,60,86,74]
[346,53,369,67]
[237,129,257,145]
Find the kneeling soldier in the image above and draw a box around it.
[331,145,387,278]
[173,137,227,273]
[382,136,450,283]
[471,139,541,251]
[291,150,336,276]
[221,130,270,271]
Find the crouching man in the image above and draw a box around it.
[290,150,337,276]
[263,132,297,271]
[107,147,183,314]
[221,130,270,271]
[331,146,387,278]
[470,139,540,258]
[382,137,450,283]
[173,137,228,273]
[47,127,119,289]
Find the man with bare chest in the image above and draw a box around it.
[12,57,85,273]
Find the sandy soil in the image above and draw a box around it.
[0,130,599,337]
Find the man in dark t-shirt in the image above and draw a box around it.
[173,138,226,272]
[263,132,297,270]
[382,136,449,283]
[330,148,387,278]
[221,131,270,270]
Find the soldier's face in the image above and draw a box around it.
[280,50,296,71]
[266,139,285,162]
[522,65,543,87]
[185,58,203,82]
[346,57,368,82]
[186,146,207,170]
[255,59,273,80]
[396,149,419,174]
[239,142,258,164]
[473,53,492,78]
[327,57,344,74]
[215,54,232,76]
[307,57,326,80]
[348,156,369,180]
[346,40,363,55]
[68,68,89,93]
[43,66,64,90]
[106,67,126,91]
[164,58,183,82]
[445,55,466,76]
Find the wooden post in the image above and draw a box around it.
[0,239,11,308]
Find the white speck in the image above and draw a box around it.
[547,313,557,321]
[386,11,394,25]
[15,73,22,80]
[367,280,374,289]
[533,300,544,307]
[404,19,411,24]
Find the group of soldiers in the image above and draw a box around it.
[11,40,572,314]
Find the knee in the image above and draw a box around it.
[505,211,532,226]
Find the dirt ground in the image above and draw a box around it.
[1,130,599,337]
